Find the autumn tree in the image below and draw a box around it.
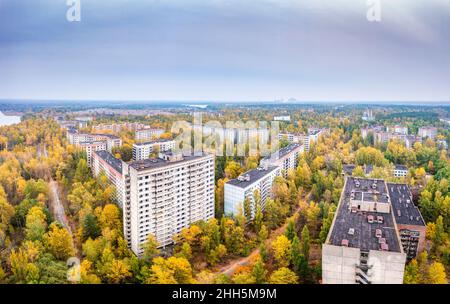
[44,223,75,260]
[271,235,291,268]
[269,267,298,284]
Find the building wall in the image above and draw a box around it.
[322,244,406,284]
[127,155,215,255]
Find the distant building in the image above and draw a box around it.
[393,165,408,178]
[374,132,421,149]
[360,126,383,140]
[93,122,147,133]
[278,127,326,152]
[362,109,375,121]
[322,177,407,284]
[274,115,291,122]
[418,127,437,139]
[67,129,122,166]
[387,125,408,135]
[260,143,304,176]
[135,128,165,142]
[132,139,176,161]
[224,166,281,219]
[387,183,426,260]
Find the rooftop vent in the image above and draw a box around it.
[397,210,401,217]
[367,215,374,223]
[375,229,382,238]
[238,174,251,182]
[378,238,386,244]
[377,216,384,224]
[380,243,389,251]
[341,239,349,247]
[348,228,355,235]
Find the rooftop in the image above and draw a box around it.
[387,183,425,226]
[94,150,123,174]
[327,177,401,253]
[134,139,174,146]
[261,143,302,162]
[227,166,279,189]
[394,164,408,171]
[128,153,211,171]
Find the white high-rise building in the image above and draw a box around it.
[132,139,176,161]
[260,143,304,176]
[135,128,165,142]
[123,151,215,255]
[224,166,281,219]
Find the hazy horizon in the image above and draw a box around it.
[1,0,450,102]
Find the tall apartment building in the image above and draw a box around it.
[387,183,426,260]
[224,166,281,219]
[123,151,215,255]
[132,139,176,161]
[80,141,107,166]
[322,177,407,284]
[260,143,304,176]
[135,128,165,141]
[418,126,437,139]
[92,150,125,208]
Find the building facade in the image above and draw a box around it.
[124,152,215,255]
[132,139,176,161]
[135,128,165,141]
[260,143,304,176]
[224,166,281,219]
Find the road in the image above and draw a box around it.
[49,180,73,236]
[39,143,73,236]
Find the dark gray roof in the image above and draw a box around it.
[227,166,279,189]
[94,150,123,174]
[261,143,302,162]
[394,164,408,171]
[134,139,173,146]
[328,177,401,253]
[128,153,211,171]
[342,164,373,176]
[91,133,121,140]
[387,183,425,226]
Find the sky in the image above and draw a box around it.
[0,0,450,103]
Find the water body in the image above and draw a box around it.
[0,111,21,126]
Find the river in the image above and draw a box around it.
[0,111,21,126]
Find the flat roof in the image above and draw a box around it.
[227,166,279,189]
[387,183,425,226]
[394,164,408,171]
[328,177,401,253]
[133,139,174,146]
[261,143,302,162]
[128,153,211,171]
[94,150,123,174]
